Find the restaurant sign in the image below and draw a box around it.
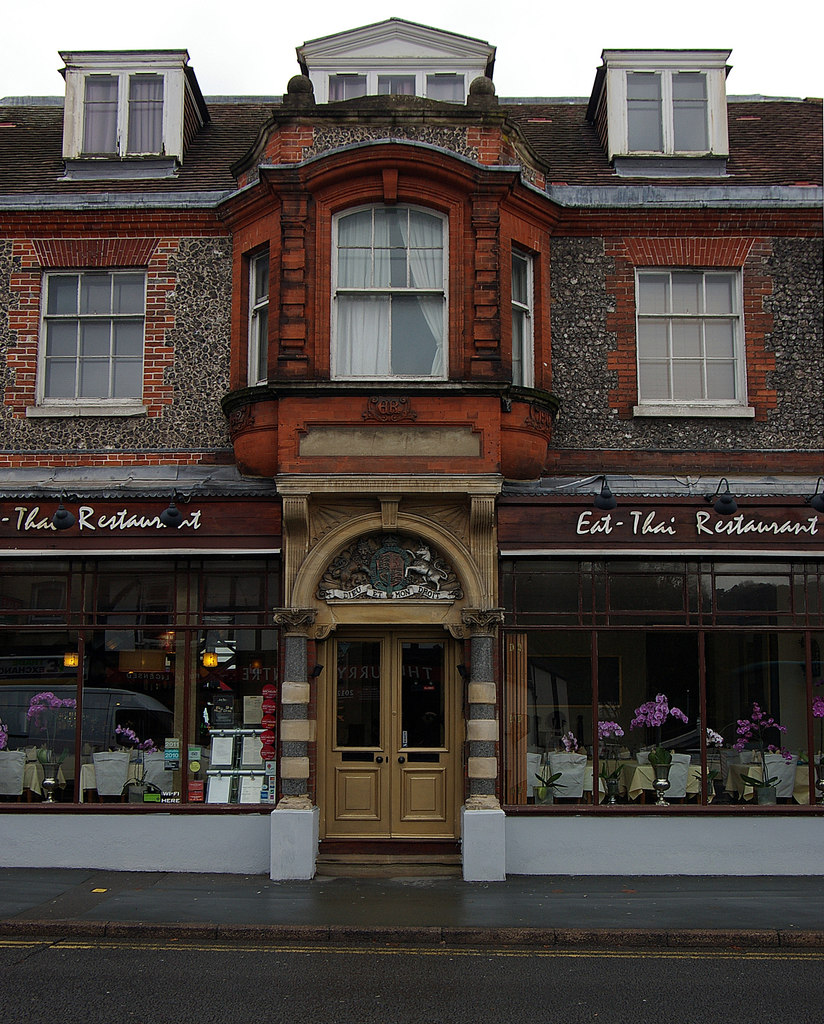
[4,503,202,533]
[498,499,823,552]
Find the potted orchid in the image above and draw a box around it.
[811,687,824,803]
[630,693,689,764]
[26,691,77,801]
[533,764,564,804]
[735,702,793,804]
[630,693,689,804]
[598,720,625,803]
[0,717,7,751]
[115,725,158,801]
[27,691,77,765]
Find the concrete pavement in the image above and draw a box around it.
[1,868,823,946]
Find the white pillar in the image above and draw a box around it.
[269,805,319,881]
[461,805,506,881]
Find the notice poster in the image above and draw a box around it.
[209,735,234,767]
[243,696,263,725]
[164,738,180,771]
[239,774,265,803]
[211,694,235,727]
[206,774,232,803]
[188,780,205,802]
[241,736,263,767]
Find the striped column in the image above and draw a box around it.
[462,609,504,809]
[273,609,316,808]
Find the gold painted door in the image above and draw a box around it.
[322,632,461,839]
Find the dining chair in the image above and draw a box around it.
[764,752,799,800]
[547,751,587,799]
[0,750,25,799]
[666,751,691,800]
[92,751,131,799]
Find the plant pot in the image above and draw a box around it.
[534,786,554,805]
[651,763,671,805]
[756,785,777,805]
[604,778,620,805]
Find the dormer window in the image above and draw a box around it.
[60,50,208,179]
[298,18,494,105]
[588,49,730,176]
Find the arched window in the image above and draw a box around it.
[332,206,447,379]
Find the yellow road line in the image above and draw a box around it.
[1,938,822,961]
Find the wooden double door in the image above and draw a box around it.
[320,631,462,839]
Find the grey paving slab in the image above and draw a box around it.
[1,870,823,939]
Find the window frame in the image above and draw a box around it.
[625,70,709,155]
[326,71,466,102]
[80,71,166,157]
[511,250,534,388]
[247,251,270,386]
[600,52,730,162]
[37,269,147,409]
[331,204,449,382]
[633,268,749,416]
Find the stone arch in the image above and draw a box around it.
[290,511,488,637]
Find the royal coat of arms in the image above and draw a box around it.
[317,533,462,601]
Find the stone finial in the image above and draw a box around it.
[467,76,497,107]
[283,75,315,108]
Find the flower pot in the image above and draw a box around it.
[651,763,671,805]
[816,761,824,805]
[40,762,61,803]
[756,785,777,805]
[604,778,620,805]
[534,786,554,805]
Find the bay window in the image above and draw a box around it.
[332,206,447,379]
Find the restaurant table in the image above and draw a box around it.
[724,763,811,804]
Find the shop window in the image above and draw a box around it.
[635,269,746,412]
[328,74,367,100]
[332,205,447,379]
[511,250,534,387]
[39,270,145,407]
[502,559,823,809]
[248,251,269,385]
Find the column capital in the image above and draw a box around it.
[461,607,505,636]
[273,608,317,635]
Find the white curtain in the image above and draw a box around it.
[127,75,164,154]
[337,296,390,375]
[83,76,118,153]
[406,213,444,374]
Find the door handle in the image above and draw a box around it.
[375,756,384,764]
[397,756,406,764]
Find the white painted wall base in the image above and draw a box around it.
[506,815,823,875]
[461,806,506,881]
[269,806,319,880]
[0,814,271,874]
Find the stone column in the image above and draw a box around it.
[461,608,506,881]
[270,608,318,880]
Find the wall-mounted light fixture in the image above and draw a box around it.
[806,477,824,514]
[593,475,617,511]
[705,477,738,515]
[159,493,184,529]
[63,650,79,668]
[309,664,324,678]
[52,497,76,531]
[202,650,219,669]
[457,664,470,681]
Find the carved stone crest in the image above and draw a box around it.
[363,396,416,422]
[317,533,462,602]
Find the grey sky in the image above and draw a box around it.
[3,0,821,101]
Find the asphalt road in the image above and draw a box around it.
[1,937,822,1024]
